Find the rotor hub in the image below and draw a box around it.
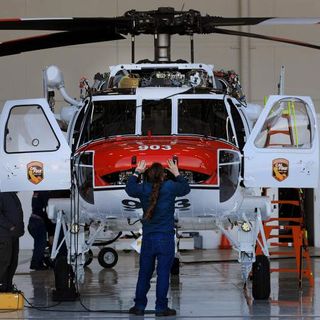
[124,7,202,35]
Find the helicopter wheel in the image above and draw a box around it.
[252,255,270,300]
[84,249,94,267]
[170,257,180,275]
[98,247,118,268]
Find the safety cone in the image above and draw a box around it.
[219,233,232,249]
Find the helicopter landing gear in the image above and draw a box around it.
[84,249,94,267]
[252,255,271,300]
[98,247,118,268]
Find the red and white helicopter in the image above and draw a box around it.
[0,7,319,300]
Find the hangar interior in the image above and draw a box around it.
[1,0,320,318]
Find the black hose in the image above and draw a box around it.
[91,231,122,246]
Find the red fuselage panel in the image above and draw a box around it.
[78,136,237,186]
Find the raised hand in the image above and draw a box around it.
[136,160,147,173]
[167,159,180,177]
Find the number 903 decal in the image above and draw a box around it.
[138,145,171,151]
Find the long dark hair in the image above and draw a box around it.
[144,162,165,220]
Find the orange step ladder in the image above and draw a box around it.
[264,113,294,148]
[256,198,314,288]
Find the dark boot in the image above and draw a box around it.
[156,308,176,317]
[129,306,144,316]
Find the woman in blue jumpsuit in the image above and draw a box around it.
[125,159,190,317]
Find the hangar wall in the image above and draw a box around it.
[0,0,320,249]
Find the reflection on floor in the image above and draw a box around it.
[2,249,320,319]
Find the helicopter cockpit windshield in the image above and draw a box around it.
[78,95,237,147]
[80,99,136,143]
[177,98,231,140]
[142,100,172,135]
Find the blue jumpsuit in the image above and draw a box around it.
[125,174,190,312]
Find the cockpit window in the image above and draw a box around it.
[90,100,136,139]
[142,100,172,135]
[254,99,313,149]
[178,99,229,140]
[5,105,60,153]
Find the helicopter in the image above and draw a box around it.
[0,7,319,301]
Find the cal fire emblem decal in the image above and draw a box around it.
[272,158,289,182]
[27,161,44,184]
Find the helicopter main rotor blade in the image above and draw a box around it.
[213,27,320,50]
[0,15,319,33]
[202,17,320,28]
[0,17,130,31]
[0,8,319,56]
[0,30,125,57]
[252,17,320,25]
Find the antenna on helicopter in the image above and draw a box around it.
[278,65,286,95]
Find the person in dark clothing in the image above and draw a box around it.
[28,191,54,270]
[0,192,24,292]
[126,159,190,317]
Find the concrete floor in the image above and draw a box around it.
[2,248,320,319]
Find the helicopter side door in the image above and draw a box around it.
[0,98,71,191]
[243,95,319,188]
